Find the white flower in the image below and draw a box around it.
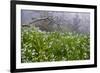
[49,41,53,45]
[48,45,51,48]
[38,30,42,32]
[32,49,35,55]
[32,52,35,55]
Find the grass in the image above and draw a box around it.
[21,26,90,63]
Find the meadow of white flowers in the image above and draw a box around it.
[21,26,90,63]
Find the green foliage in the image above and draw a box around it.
[21,27,90,63]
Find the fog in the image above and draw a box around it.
[21,10,90,33]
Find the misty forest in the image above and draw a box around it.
[21,10,90,63]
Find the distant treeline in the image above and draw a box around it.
[21,10,90,33]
